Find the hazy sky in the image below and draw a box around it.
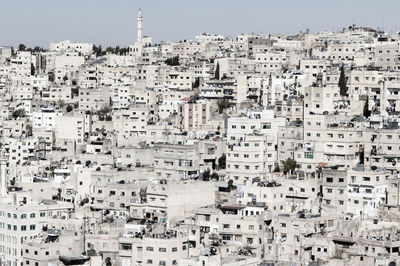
[1,0,399,48]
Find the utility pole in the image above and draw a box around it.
[181,222,193,258]
[187,225,190,258]
[82,216,89,255]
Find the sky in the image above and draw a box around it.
[0,0,399,48]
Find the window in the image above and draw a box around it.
[120,243,132,250]
[40,212,46,217]
[146,247,154,251]
[159,248,166,252]
[30,225,36,230]
[172,247,178,252]
[304,152,314,159]
[21,225,27,231]
[262,123,271,129]
[30,213,35,218]
[159,261,166,266]
[21,214,26,219]
[147,260,153,264]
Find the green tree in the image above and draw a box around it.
[48,72,55,82]
[26,124,33,136]
[283,158,297,174]
[18,44,26,51]
[66,105,73,112]
[98,105,111,115]
[12,109,26,119]
[93,44,103,57]
[217,98,231,113]
[218,154,226,169]
[363,99,371,118]
[202,169,211,181]
[57,100,65,109]
[165,56,180,66]
[192,77,200,89]
[33,46,44,53]
[106,46,115,54]
[211,172,219,180]
[119,47,129,55]
[214,62,220,80]
[30,63,35,76]
[338,64,348,96]
[71,87,79,96]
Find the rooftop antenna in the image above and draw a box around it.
[0,149,7,196]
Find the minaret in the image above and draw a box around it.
[137,9,143,44]
[0,150,7,196]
